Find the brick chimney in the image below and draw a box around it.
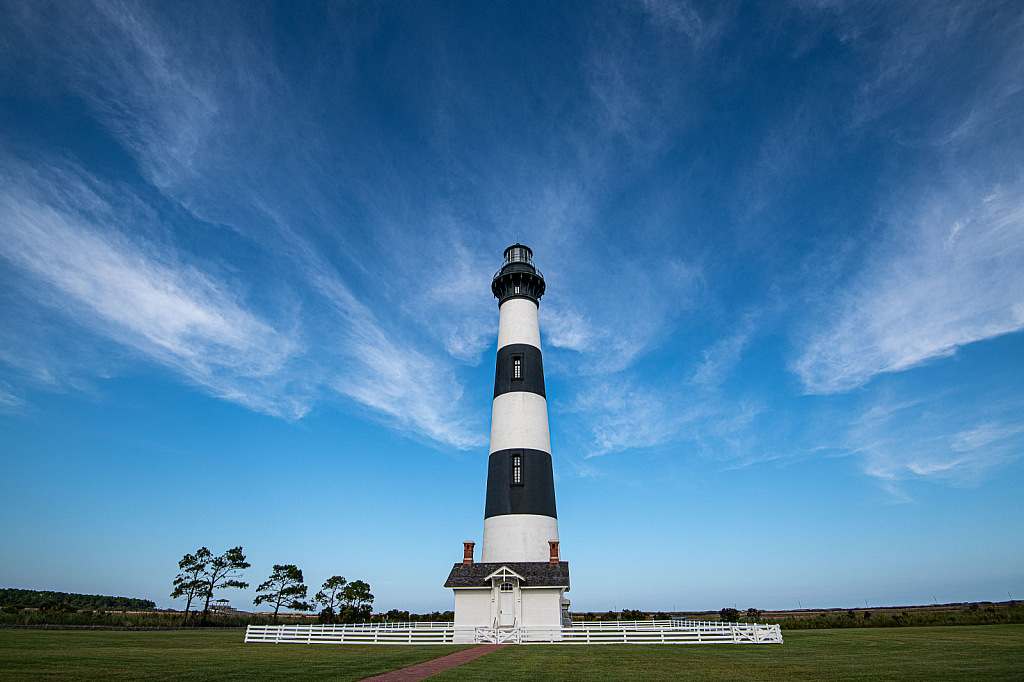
[463,541,475,565]
[549,540,560,564]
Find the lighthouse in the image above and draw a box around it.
[483,243,558,562]
[446,244,570,639]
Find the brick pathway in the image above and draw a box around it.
[358,644,507,682]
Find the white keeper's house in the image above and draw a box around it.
[445,243,570,639]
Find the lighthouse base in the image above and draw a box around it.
[445,562,569,641]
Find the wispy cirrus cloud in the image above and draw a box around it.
[0,152,487,446]
[793,184,1024,394]
[636,0,730,49]
[846,392,1024,494]
[638,0,707,40]
[0,381,25,411]
[689,313,762,388]
[541,307,597,354]
[24,0,221,190]
[560,361,770,463]
[1,2,488,448]
[541,256,705,375]
[0,156,305,417]
[334,322,483,449]
[567,377,689,457]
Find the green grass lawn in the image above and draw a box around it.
[1,625,1022,681]
[435,625,1024,682]
[0,629,470,681]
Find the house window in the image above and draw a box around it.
[513,357,522,380]
[500,582,514,592]
[512,454,522,484]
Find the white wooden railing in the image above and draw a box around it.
[246,619,782,645]
[245,622,467,644]
[558,620,783,644]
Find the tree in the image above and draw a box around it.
[340,580,374,622]
[313,576,347,624]
[170,548,211,626]
[720,608,740,623]
[198,547,250,625]
[254,565,312,623]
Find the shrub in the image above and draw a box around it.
[720,608,740,623]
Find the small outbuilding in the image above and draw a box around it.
[445,559,570,635]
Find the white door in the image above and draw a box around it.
[499,582,515,626]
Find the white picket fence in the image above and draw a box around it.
[561,620,783,644]
[245,622,463,644]
[245,619,782,645]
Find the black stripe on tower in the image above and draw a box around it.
[493,344,545,398]
[484,449,557,519]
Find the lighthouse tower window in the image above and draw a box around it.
[512,454,522,484]
[513,356,522,380]
[514,285,520,294]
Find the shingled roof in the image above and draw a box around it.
[444,561,570,588]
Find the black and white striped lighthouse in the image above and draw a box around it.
[482,243,559,563]
[445,244,569,635]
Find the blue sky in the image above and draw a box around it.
[1,0,1022,614]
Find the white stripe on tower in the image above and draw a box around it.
[489,392,550,453]
[496,298,542,350]
[481,247,559,564]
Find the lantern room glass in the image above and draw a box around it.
[505,246,533,266]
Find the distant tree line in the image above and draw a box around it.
[767,603,1024,630]
[565,604,1024,630]
[379,610,454,623]
[0,589,155,611]
[571,610,663,621]
[569,609,764,622]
